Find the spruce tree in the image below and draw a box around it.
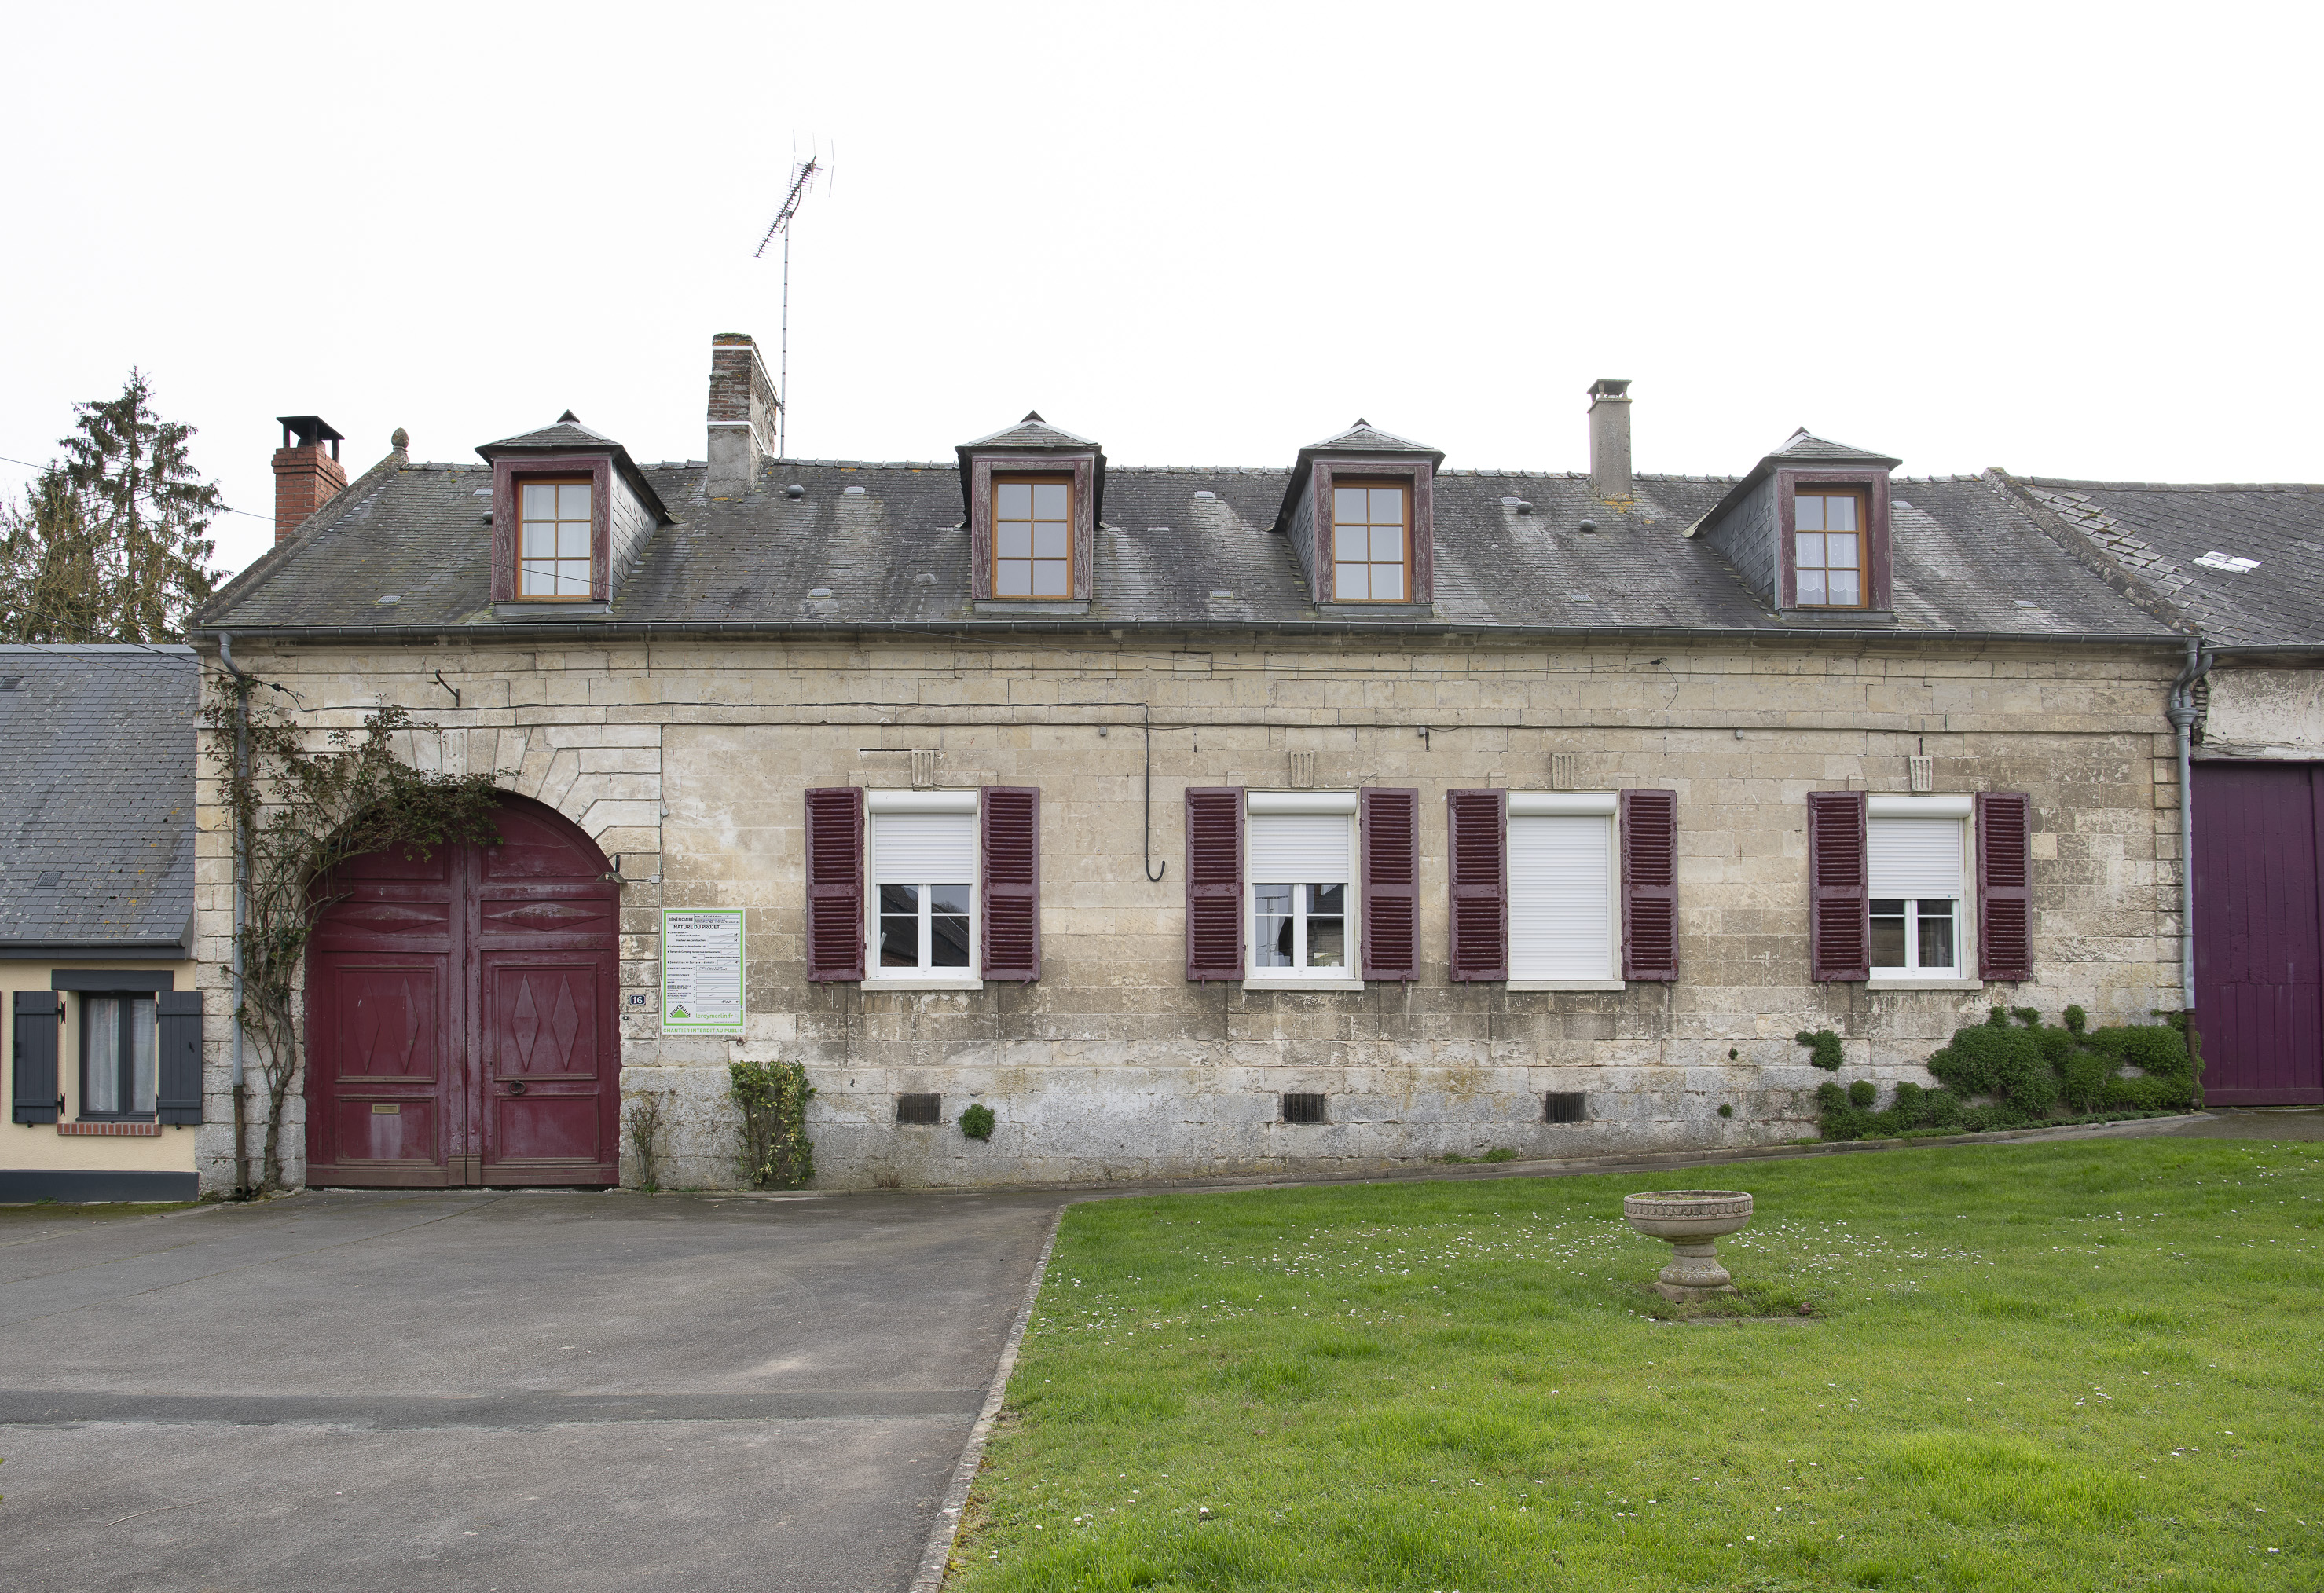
[0,467,108,643]
[52,368,226,643]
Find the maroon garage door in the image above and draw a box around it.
[305,797,621,1185]
[2192,761,2324,1104]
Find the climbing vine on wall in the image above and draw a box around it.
[203,687,504,1192]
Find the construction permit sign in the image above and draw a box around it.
[661,908,746,1035]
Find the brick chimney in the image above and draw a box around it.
[273,416,346,543]
[1588,379,1632,500]
[706,334,779,495]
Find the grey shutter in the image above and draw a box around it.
[13,991,61,1124]
[156,991,203,1125]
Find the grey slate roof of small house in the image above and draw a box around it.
[0,646,197,955]
[195,442,2179,640]
[2011,478,2324,647]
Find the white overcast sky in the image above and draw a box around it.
[4,1,2317,577]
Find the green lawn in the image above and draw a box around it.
[947,1139,2323,1591]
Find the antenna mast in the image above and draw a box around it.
[754,153,822,460]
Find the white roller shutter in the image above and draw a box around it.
[1508,814,1612,980]
[871,812,975,884]
[1869,817,1963,899]
[1248,812,1351,883]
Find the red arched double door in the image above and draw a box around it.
[305,797,621,1186]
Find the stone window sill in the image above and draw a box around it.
[1868,977,1982,991]
[1242,977,1365,992]
[1507,980,1626,991]
[863,977,984,992]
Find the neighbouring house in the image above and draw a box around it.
[183,338,2202,1196]
[1996,474,2324,1104]
[3,646,204,1202]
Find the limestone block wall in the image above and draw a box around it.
[2201,666,2324,759]
[191,632,2183,1194]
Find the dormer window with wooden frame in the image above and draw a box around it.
[1331,482,1410,602]
[478,413,671,612]
[1275,421,1442,610]
[519,478,595,599]
[956,413,1103,607]
[1791,487,1868,609]
[1687,431,1898,618]
[992,476,1074,599]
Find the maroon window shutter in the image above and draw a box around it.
[805,787,864,982]
[1361,788,1420,981]
[1184,788,1244,980]
[1806,791,1869,982]
[1446,789,1508,982]
[1978,791,2033,981]
[981,786,1041,981]
[1620,789,1679,982]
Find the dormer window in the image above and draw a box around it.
[519,479,595,599]
[1793,489,1866,608]
[993,476,1073,599]
[1332,483,1409,602]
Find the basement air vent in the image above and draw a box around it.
[1281,1092,1329,1124]
[1543,1092,1587,1124]
[896,1093,941,1125]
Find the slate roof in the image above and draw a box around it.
[2009,478,2324,648]
[196,445,2178,641]
[959,413,1101,451]
[0,646,197,956]
[1768,428,1903,467]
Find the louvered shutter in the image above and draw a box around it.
[1807,791,1870,981]
[805,787,865,982]
[1361,788,1420,981]
[12,991,60,1124]
[1977,791,2033,981]
[156,990,203,1125]
[1620,789,1679,982]
[1446,789,1508,982]
[1184,788,1244,980]
[981,787,1041,981]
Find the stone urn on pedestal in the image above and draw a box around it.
[1622,1190,1754,1302]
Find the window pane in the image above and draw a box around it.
[1334,564,1369,601]
[1870,913,1906,969]
[1827,570,1860,606]
[1369,487,1403,524]
[1253,884,1294,914]
[85,997,120,1113]
[1032,483,1069,519]
[1307,916,1344,968]
[881,884,919,914]
[996,523,1032,559]
[1796,533,1825,569]
[1033,560,1069,595]
[1256,916,1293,967]
[1826,496,1857,532]
[928,884,971,916]
[1798,569,1827,605]
[1333,487,1368,526]
[557,525,590,558]
[996,482,1032,518]
[522,484,556,518]
[1032,522,1067,558]
[1369,525,1402,562]
[558,483,592,519]
[522,524,555,557]
[1334,523,1368,562]
[1796,496,1825,532]
[930,915,971,968]
[1371,563,1405,600]
[555,561,590,595]
[1918,900,1956,969]
[520,562,555,595]
[128,998,156,1114]
[995,561,1032,596]
[1825,533,1858,571]
[1309,883,1345,915]
[881,916,918,966]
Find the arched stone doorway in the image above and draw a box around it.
[304,796,621,1186]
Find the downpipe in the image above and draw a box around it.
[2165,635,2216,1024]
[218,632,253,1198]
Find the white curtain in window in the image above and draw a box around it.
[871,813,975,884]
[1509,815,1612,979]
[1248,813,1351,882]
[1869,818,1963,899]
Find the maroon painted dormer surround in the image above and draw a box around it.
[1299,455,1435,606]
[1777,467,1893,613]
[489,452,614,604]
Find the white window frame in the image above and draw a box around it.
[1244,791,1360,988]
[864,789,981,991]
[1868,793,1974,985]
[1506,792,1622,990]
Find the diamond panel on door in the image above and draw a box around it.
[480,951,617,1183]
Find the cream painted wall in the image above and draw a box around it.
[1,961,200,1175]
[2202,667,2324,759]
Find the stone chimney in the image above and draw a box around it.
[1588,379,1632,500]
[273,416,346,543]
[706,333,779,495]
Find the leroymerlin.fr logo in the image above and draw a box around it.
[668,1005,691,1020]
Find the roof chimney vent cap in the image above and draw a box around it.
[1587,379,1631,401]
[277,415,344,451]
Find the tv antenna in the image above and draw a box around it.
[753,144,830,460]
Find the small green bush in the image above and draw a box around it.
[1796,1029,1845,1071]
[959,1102,996,1141]
[730,1060,816,1188]
[1848,1078,1878,1108]
[1717,1103,1734,1119]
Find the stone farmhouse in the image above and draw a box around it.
[178,334,2221,1196]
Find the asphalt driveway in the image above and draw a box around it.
[0,1188,1065,1593]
